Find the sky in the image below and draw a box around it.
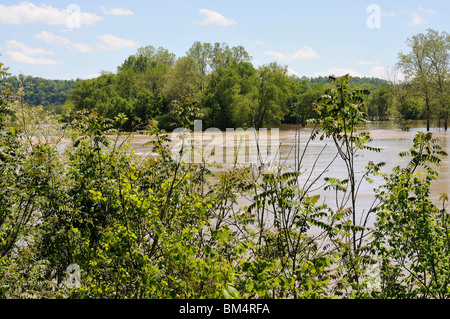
[0,0,448,80]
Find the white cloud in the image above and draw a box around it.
[6,40,55,56]
[5,50,62,65]
[97,34,138,51]
[34,31,137,54]
[408,12,423,26]
[35,31,92,53]
[371,66,405,82]
[401,7,435,26]
[197,9,236,26]
[4,39,62,66]
[0,1,102,26]
[313,68,361,78]
[101,6,133,16]
[287,68,300,77]
[264,46,320,60]
[371,66,390,79]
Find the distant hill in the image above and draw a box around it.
[299,75,391,88]
[299,76,390,87]
[5,75,80,107]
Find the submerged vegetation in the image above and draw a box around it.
[0,29,450,299]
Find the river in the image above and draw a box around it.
[128,120,450,225]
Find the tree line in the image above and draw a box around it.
[4,75,79,115]
[66,42,396,131]
[6,32,449,132]
[66,31,450,131]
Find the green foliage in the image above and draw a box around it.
[187,42,251,74]
[311,74,371,138]
[5,40,436,133]
[1,40,449,300]
[373,132,449,298]
[36,41,403,132]
[118,45,176,71]
[201,61,295,129]
[310,74,385,293]
[397,29,450,130]
[201,61,258,129]
[0,63,11,129]
[170,95,203,129]
[162,56,205,101]
[286,88,323,125]
[69,70,166,131]
[4,74,78,108]
[234,167,336,298]
[366,84,393,120]
[0,70,338,298]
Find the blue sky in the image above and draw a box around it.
[0,0,448,80]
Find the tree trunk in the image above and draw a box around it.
[426,92,431,131]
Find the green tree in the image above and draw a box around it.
[202,61,294,129]
[187,42,251,74]
[162,56,205,101]
[286,80,323,124]
[373,132,449,298]
[186,41,213,75]
[367,85,393,120]
[211,42,251,71]
[69,73,129,121]
[69,45,179,130]
[311,74,383,289]
[397,29,450,131]
[202,61,258,129]
[0,62,12,128]
[426,29,450,130]
[118,45,176,72]
[255,62,295,129]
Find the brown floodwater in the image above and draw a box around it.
[276,121,450,225]
[129,120,450,225]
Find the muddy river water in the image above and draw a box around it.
[128,120,450,224]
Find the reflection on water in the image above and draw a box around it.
[130,120,450,223]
